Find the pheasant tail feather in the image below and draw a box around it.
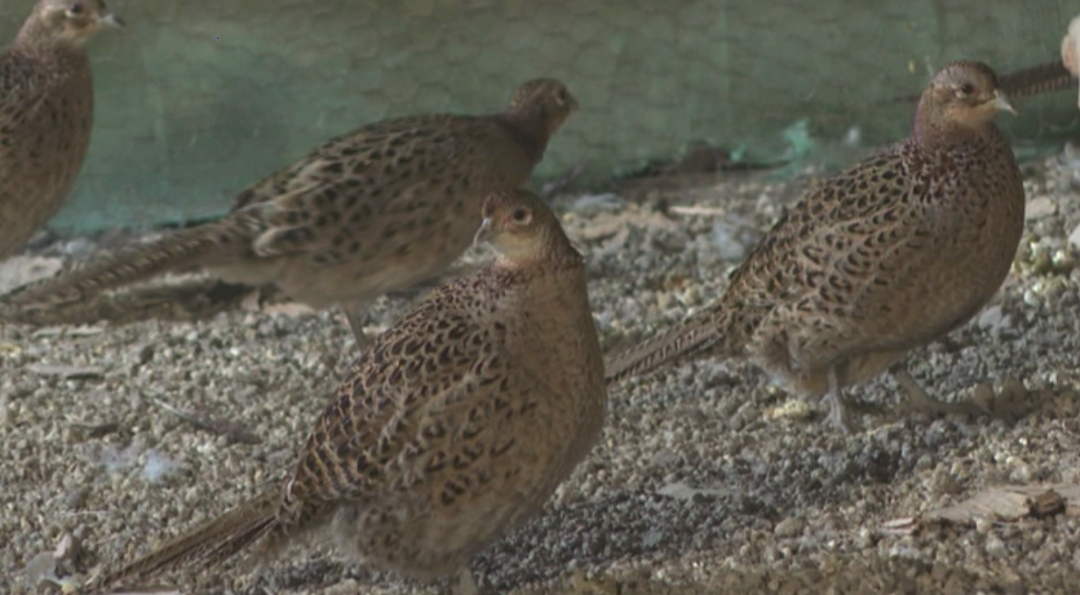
[999,60,1074,99]
[92,489,279,592]
[2,217,261,310]
[604,309,728,385]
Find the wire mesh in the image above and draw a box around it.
[0,0,1076,232]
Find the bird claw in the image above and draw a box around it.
[891,368,988,421]
[340,303,374,351]
[823,393,888,434]
[824,392,854,434]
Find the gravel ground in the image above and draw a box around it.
[2,152,1080,595]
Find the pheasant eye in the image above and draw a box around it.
[959,83,975,95]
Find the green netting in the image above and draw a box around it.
[1,0,1077,233]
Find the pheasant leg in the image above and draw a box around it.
[339,301,372,350]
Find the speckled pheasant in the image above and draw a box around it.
[0,0,122,261]
[606,61,1025,432]
[3,79,578,342]
[91,189,606,595]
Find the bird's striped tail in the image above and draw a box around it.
[89,489,279,594]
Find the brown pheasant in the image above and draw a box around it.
[3,78,578,343]
[91,189,606,595]
[606,61,1025,432]
[0,0,122,261]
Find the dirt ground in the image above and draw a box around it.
[2,151,1079,595]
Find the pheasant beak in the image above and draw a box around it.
[99,11,126,29]
[992,91,1017,115]
[473,218,493,247]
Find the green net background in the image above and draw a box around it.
[2,0,1078,233]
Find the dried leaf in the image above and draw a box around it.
[919,484,1077,526]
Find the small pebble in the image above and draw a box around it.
[773,518,802,538]
[1024,196,1057,220]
